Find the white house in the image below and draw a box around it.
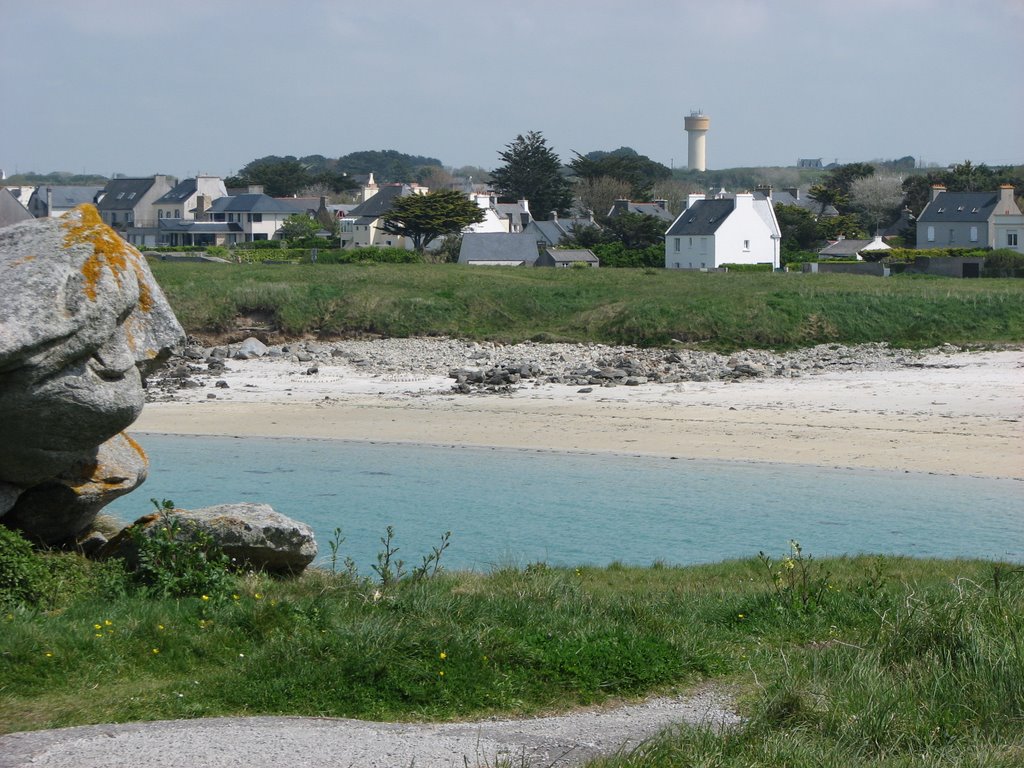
[152,176,228,223]
[464,194,533,234]
[664,190,781,270]
[205,193,315,241]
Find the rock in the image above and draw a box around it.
[0,206,183,542]
[3,432,149,544]
[104,503,317,574]
[233,337,268,359]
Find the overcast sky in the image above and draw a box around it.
[3,0,1021,180]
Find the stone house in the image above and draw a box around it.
[916,184,1023,253]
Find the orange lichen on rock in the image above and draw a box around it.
[62,204,154,312]
[122,433,148,462]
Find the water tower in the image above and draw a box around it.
[684,111,710,171]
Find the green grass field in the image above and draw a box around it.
[148,261,1024,350]
[3,541,1023,766]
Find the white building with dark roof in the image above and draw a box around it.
[664,190,781,270]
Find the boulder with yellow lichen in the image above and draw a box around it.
[0,206,184,543]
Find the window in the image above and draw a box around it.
[1009,232,1019,247]
[970,226,978,242]
[674,262,680,269]
[743,239,750,250]
[948,229,955,244]
[252,213,262,223]
[674,238,680,252]
[253,233,268,241]
[175,209,180,218]
[927,226,935,242]
[158,210,163,219]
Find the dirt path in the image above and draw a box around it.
[0,688,739,767]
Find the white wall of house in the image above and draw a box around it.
[994,214,1024,253]
[666,234,716,269]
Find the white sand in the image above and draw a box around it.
[136,348,1024,479]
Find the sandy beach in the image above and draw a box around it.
[136,344,1023,480]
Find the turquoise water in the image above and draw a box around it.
[107,434,1024,572]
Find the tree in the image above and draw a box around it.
[601,211,666,249]
[490,131,574,219]
[848,173,905,232]
[574,175,631,219]
[807,184,847,216]
[278,213,320,241]
[228,156,312,197]
[380,190,485,252]
[569,147,672,199]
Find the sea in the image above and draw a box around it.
[105,433,1024,573]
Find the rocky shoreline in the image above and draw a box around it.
[146,337,962,400]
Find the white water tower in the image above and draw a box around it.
[684,111,710,172]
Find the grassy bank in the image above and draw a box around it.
[3,539,1022,766]
[148,261,1024,350]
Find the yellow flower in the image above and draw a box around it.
[201,595,210,602]
[95,633,102,638]
[232,594,240,601]
[104,620,112,626]
[737,614,745,619]
[439,652,447,660]
[152,648,160,655]
[158,624,165,631]
[438,670,444,677]
[94,623,102,630]
[254,593,263,600]
[45,652,53,657]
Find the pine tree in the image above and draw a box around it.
[490,131,574,219]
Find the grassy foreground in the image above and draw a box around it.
[148,261,1024,349]
[3,543,1023,767]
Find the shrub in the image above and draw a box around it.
[721,263,773,272]
[0,526,48,608]
[983,249,1024,278]
[129,503,233,598]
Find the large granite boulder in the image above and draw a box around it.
[0,205,184,542]
[103,503,318,574]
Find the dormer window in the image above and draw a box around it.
[117,192,125,199]
[937,207,945,213]
[971,207,979,213]
[127,192,136,200]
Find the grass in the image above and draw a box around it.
[2,547,1023,766]
[147,261,1024,350]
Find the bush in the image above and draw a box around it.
[590,242,663,268]
[721,263,773,272]
[315,247,423,264]
[0,526,47,608]
[983,249,1024,278]
[129,505,233,598]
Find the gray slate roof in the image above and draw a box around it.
[33,185,104,210]
[665,199,734,236]
[159,220,243,234]
[917,191,1000,223]
[345,185,405,218]
[818,239,875,257]
[96,178,157,211]
[0,189,34,227]
[458,233,540,265]
[207,194,312,215]
[542,248,599,263]
[155,178,198,204]
[608,200,674,222]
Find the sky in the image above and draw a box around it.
[2,0,1022,180]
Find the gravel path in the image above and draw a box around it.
[0,688,739,767]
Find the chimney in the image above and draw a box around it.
[930,184,946,202]
[195,194,209,219]
[550,210,558,222]
[999,184,1017,213]
[686,193,705,210]
[520,212,530,229]
[755,184,773,200]
[654,199,667,211]
[735,192,754,208]
[46,186,53,216]
[248,185,264,195]
[507,212,515,232]
[612,199,629,215]
[784,187,799,199]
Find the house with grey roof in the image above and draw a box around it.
[27,185,104,218]
[608,199,674,223]
[535,248,599,268]
[458,233,540,266]
[205,193,316,242]
[665,190,781,270]
[768,186,839,218]
[339,184,422,249]
[916,184,1023,253]
[523,211,599,247]
[0,188,34,228]
[818,235,891,261]
[96,175,176,246]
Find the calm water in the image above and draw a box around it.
[107,434,1024,572]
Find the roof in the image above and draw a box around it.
[155,178,198,204]
[917,191,1000,223]
[0,189,34,228]
[665,199,735,236]
[543,248,599,263]
[772,188,839,217]
[818,238,883,257]
[458,233,539,265]
[159,220,243,233]
[97,178,161,210]
[344,185,405,218]
[32,185,104,209]
[608,200,674,222]
[207,193,310,215]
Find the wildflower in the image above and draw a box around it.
[104,620,112,626]
[239,653,245,658]
[158,624,165,631]
[45,652,53,657]
[737,614,745,620]
[254,593,263,600]
[439,652,447,660]
[201,595,210,602]
[232,594,240,601]
[152,648,160,655]
[95,633,103,638]
[94,623,102,630]
[438,670,444,677]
